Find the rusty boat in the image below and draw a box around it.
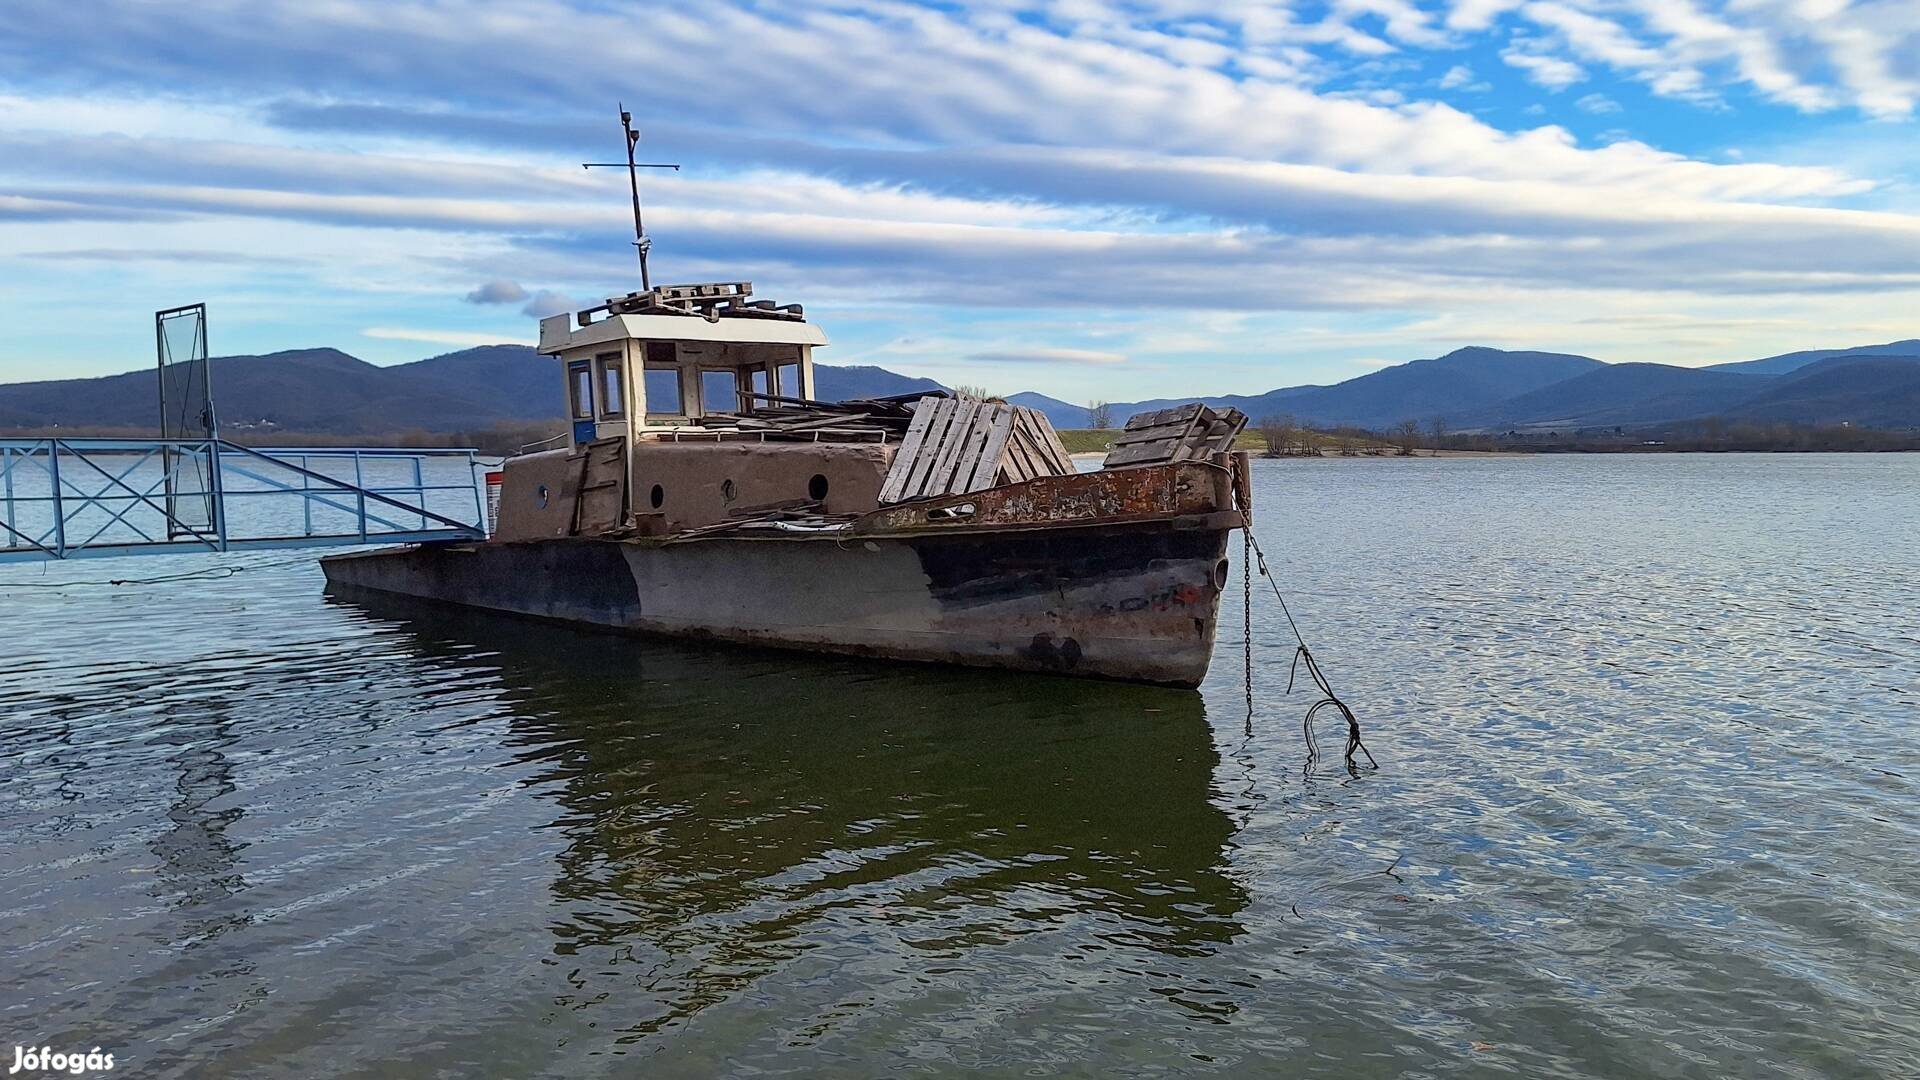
[321,280,1250,686]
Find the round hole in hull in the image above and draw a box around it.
[1212,558,1231,591]
[808,474,829,501]
[649,484,665,509]
[721,479,737,502]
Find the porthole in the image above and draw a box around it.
[650,484,665,509]
[807,473,829,501]
[1212,558,1230,591]
[721,478,738,503]
[535,483,550,509]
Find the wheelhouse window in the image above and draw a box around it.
[568,361,593,420]
[702,369,741,414]
[642,341,684,420]
[597,353,625,419]
[776,362,801,399]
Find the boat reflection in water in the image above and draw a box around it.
[327,590,1249,1045]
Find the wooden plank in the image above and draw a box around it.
[1104,436,1186,467]
[1121,403,1203,430]
[903,397,962,498]
[901,396,957,499]
[878,398,936,503]
[1111,420,1197,447]
[1011,410,1070,476]
[948,406,995,494]
[922,398,983,497]
[1024,408,1075,473]
[1006,413,1052,476]
[573,438,626,535]
[965,407,1016,491]
[1002,417,1040,482]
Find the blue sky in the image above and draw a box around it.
[1,0,1916,400]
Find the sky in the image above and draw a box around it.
[1,0,1917,400]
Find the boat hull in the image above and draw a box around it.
[320,523,1233,687]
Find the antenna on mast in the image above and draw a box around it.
[582,104,679,292]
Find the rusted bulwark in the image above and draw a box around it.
[858,458,1235,536]
[322,454,1250,686]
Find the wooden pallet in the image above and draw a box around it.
[878,396,1074,504]
[1102,404,1247,468]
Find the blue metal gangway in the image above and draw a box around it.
[0,438,488,563]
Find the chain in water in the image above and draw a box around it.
[1241,519,1378,774]
[1243,527,1254,733]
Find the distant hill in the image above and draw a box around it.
[0,347,532,433]
[1071,346,1601,430]
[813,364,943,401]
[1703,339,1920,376]
[1005,392,1091,428]
[0,345,945,435]
[1469,363,1770,430]
[1249,347,1605,429]
[4,337,1918,438]
[1723,356,1920,427]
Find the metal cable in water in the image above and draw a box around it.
[1243,521,1378,773]
[0,553,323,590]
[1243,527,1254,734]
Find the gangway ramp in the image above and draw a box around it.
[0,438,487,563]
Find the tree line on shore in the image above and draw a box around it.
[1075,400,1920,455]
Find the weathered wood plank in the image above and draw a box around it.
[923,398,983,497]
[877,399,936,504]
[1104,436,1186,466]
[1112,420,1198,447]
[1122,403,1204,430]
[1004,418,1043,481]
[965,407,1016,491]
[904,397,963,498]
[1025,408,1075,473]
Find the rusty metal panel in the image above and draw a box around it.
[856,460,1231,535]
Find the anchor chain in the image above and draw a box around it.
[1241,515,1378,774]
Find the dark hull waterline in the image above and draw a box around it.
[321,523,1233,687]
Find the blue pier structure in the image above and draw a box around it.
[0,304,487,564]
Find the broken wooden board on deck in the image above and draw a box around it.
[878,395,1075,504]
[1101,403,1248,469]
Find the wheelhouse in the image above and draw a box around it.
[538,281,827,447]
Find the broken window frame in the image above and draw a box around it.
[596,351,625,419]
[568,360,594,420]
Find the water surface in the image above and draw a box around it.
[3,454,1917,1077]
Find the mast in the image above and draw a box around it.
[620,107,650,291]
[582,104,679,292]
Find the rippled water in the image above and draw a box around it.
[3,454,1917,1078]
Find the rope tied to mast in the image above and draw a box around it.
[1242,516,1378,773]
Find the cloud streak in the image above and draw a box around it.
[0,0,1916,392]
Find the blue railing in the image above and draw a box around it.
[0,439,487,563]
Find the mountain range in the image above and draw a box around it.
[1,339,1915,436]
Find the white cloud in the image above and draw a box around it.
[1,1,1918,392]
[966,348,1127,365]
[1502,48,1588,90]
